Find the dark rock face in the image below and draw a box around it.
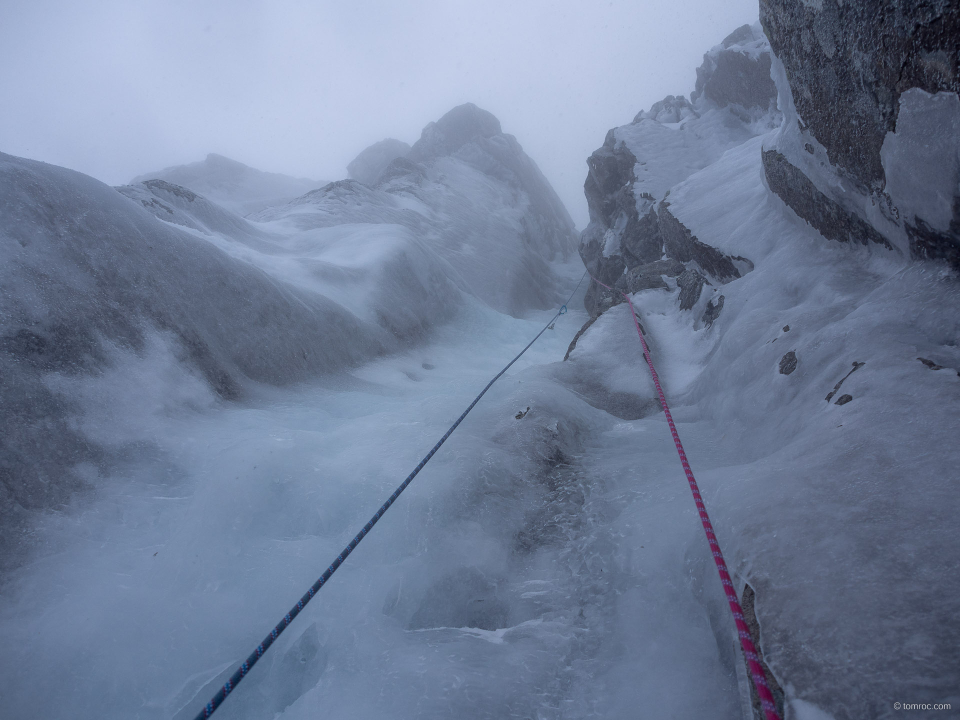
[701,295,725,327]
[677,269,709,310]
[621,197,665,267]
[908,209,960,268]
[779,350,798,375]
[658,204,750,280]
[582,252,627,317]
[761,0,960,268]
[581,130,645,255]
[580,129,659,316]
[760,0,960,192]
[762,150,892,248]
[347,138,411,185]
[694,25,777,111]
[825,361,865,402]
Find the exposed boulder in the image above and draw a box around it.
[347,138,411,185]
[677,268,709,311]
[779,351,798,375]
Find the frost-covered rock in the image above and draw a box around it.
[259,103,578,316]
[760,0,960,267]
[346,138,411,185]
[132,153,324,216]
[692,24,777,113]
[580,22,779,316]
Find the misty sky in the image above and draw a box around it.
[0,0,759,227]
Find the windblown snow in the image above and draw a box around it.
[0,39,958,720]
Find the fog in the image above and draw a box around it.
[0,0,758,227]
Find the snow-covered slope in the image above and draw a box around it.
[0,104,576,571]
[0,152,394,566]
[132,153,325,216]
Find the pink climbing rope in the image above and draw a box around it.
[589,274,782,720]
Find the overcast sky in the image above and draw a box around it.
[0,0,759,227]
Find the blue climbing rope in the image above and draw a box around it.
[190,270,587,719]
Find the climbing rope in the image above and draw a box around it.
[189,271,587,719]
[588,272,782,720]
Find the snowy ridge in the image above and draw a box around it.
[258,104,578,316]
[132,153,326,216]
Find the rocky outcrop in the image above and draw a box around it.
[658,204,752,281]
[677,269,709,311]
[347,138,411,185]
[693,25,778,113]
[778,351,797,375]
[579,24,777,317]
[760,0,960,267]
[761,150,891,248]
